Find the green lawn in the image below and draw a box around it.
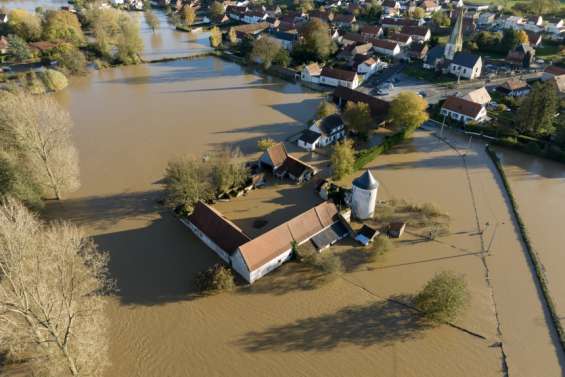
[403,64,455,84]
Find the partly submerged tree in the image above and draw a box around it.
[0,198,113,376]
[42,10,85,46]
[47,42,87,75]
[209,26,222,48]
[257,137,276,151]
[183,5,196,27]
[194,264,235,292]
[7,34,32,61]
[388,91,429,131]
[292,18,334,63]
[115,13,143,64]
[144,10,159,32]
[0,91,80,200]
[209,1,225,22]
[330,139,355,180]
[164,156,214,213]
[250,36,281,69]
[414,270,470,323]
[8,9,42,41]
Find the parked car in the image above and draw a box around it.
[418,90,427,97]
[0,66,12,72]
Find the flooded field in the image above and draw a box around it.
[496,149,565,336]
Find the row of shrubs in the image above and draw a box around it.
[485,146,565,353]
[354,127,412,170]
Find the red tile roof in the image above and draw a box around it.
[442,96,483,118]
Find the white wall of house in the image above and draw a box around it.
[449,61,482,80]
[374,45,400,56]
[243,14,267,23]
[182,219,231,263]
[301,70,320,84]
[298,138,318,151]
[319,75,359,89]
[309,123,345,146]
[440,107,487,124]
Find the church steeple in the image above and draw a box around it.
[444,7,464,60]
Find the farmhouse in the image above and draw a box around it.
[360,25,383,40]
[388,32,412,47]
[231,201,348,283]
[440,96,487,124]
[400,26,431,42]
[185,201,251,263]
[307,113,346,148]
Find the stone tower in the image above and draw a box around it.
[444,7,464,61]
[351,170,379,220]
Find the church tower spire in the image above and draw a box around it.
[444,7,464,60]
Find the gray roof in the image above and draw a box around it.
[452,52,481,68]
[299,129,322,144]
[425,44,445,65]
[353,170,378,190]
[319,114,343,135]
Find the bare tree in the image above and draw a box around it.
[0,91,80,200]
[0,198,113,376]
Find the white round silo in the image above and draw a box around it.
[351,170,379,220]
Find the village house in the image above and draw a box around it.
[543,65,565,80]
[309,10,333,22]
[341,32,366,45]
[440,95,487,124]
[388,32,413,47]
[526,31,542,47]
[372,39,401,57]
[545,17,564,39]
[463,2,489,12]
[338,42,373,60]
[243,9,268,24]
[268,30,298,49]
[501,15,524,30]
[523,15,543,33]
[400,26,431,42]
[477,12,495,27]
[506,44,535,68]
[420,0,441,14]
[226,5,247,21]
[319,67,360,89]
[407,43,429,60]
[354,55,383,78]
[381,17,422,30]
[259,143,316,182]
[301,63,322,84]
[333,14,356,28]
[462,87,491,106]
[230,23,269,41]
[496,79,530,97]
[382,0,401,16]
[298,113,346,151]
[448,52,482,80]
[332,86,390,123]
[360,25,384,40]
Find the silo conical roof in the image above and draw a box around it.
[353,170,378,190]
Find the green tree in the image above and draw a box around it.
[209,147,249,195]
[501,28,520,52]
[144,10,159,32]
[431,10,450,27]
[316,100,338,119]
[41,68,68,91]
[48,42,87,74]
[411,7,425,20]
[250,36,281,68]
[366,235,392,262]
[257,137,276,151]
[42,10,85,46]
[293,18,333,62]
[342,101,372,139]
[183,5,196,27]
[530,0,559,15]
[388,91,429,131]
[414,271,470,323]
[7,34,32,61]
[194,264,235,292]
[209,1,225,22]
[516,81,558,135]
[209,26,222,48]
[331,139,355,180]
[273,48,290,67]
[228,27,237,44]
[516,29,528,44]
[164,156,214,213]
[8,9,42,41]
[85,7,121,57]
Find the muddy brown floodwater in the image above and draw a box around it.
[496,149,565,340]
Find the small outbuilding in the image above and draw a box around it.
[355,225,379,246]
[388,222,406,238]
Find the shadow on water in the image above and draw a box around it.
[47,191,220,307]
[94,213,221,306]
[235,297,431,352]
